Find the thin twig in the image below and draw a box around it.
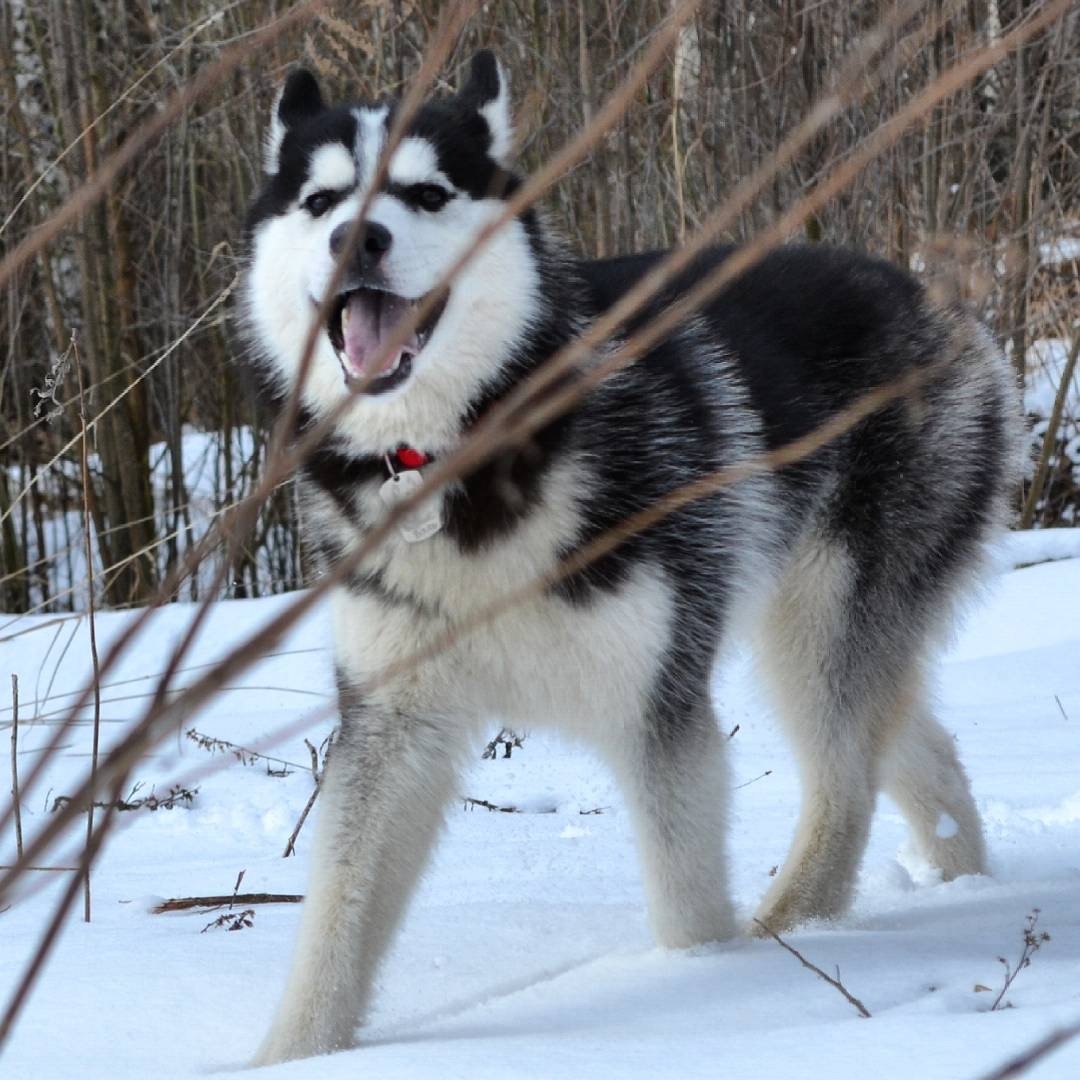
[753,919,872,1019]
[989,909,1050,1011]
[185,729,306,772]
[9,675,21,860]
[463,798,521,813]
[74,335,102,925]
[282,736,332,857]
[734,770,773,790]
[282,786,321,858]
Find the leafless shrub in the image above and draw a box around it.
[50,782,198,814]
[482,727,525,760]
[988,908,1051,1011]
[201,907,255,933]
[186,726,300,776]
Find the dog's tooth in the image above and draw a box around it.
[341,304,351,332]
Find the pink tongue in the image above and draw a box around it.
[342,292,417,378]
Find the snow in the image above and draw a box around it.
[2,536,1080,1078]
[998,528,1080,568]
[1039,238,1080,266]
[936,813,960,840]
[6,424,282,611]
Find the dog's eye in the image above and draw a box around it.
[303,190,339,217]
[408,184,452,212]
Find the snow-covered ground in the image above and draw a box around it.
[1,534,1079,1079]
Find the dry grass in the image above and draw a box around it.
[0,0,1077,1064]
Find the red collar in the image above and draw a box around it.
[393,446,429,471]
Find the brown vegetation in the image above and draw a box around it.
[1,1,1077,617]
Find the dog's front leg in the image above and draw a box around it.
[251,692,465,1066]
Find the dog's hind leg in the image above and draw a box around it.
[881,691,986,880]
[751,534,904,934]
[251,689,467,1066]
[607,690,736,948]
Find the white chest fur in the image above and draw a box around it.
[314,448,678,738]
[331,560,675,740]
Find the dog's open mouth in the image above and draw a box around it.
[326,287,448,395]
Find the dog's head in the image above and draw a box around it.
[246,51,542,452]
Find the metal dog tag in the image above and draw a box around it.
[378,469,443,543]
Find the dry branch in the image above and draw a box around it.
[463,797,522,813]
[8,674,21,860]
[0,866,79,873]
[282,736,332,857]
[151,893,303,914]
[753,919,872,1019]
[74,336,101,924]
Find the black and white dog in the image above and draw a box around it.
[244,52,1021,1064]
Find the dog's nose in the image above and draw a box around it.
[329,221,393,269]
[362,222,392,258]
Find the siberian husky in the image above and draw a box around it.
[243,51,1022,1064]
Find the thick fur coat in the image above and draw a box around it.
[243,53,1023,1065]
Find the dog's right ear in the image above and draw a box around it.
[264,69,325,174]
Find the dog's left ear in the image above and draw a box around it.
[459,50,513,165]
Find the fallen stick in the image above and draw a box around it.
[753,918,872,1019]
[0,866,79,873]
[151,893,303,913]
